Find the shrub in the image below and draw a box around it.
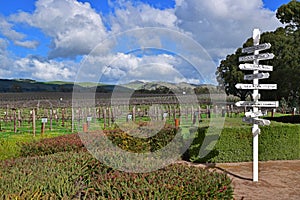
[265,115,300,124]
[18,134,84,157]
[0,151,233,199]
[18,124,180,157]
[86,163,233,199]
[0,151,92,199]
[186,125,300,163]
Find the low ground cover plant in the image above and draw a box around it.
[0,151,233,199]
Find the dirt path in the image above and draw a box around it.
[178,160,300,199]
[215,160,300,199]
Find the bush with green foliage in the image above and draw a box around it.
[19,134,84,157]
[186,124,300,163]
[19,125,180,157]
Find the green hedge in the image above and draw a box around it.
[186,125,300,163]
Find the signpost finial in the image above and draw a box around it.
[253,29,261,46]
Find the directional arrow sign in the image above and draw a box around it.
[242,43,272,54]
[245,111,264,118]
[235,84,277,90]
[239,64,273,71]
[239,53,275,62]
[236,101,255,107]
[244,73,270,81]
[242,117,271,126]
[235,101,279,107]
[256,53,275,61]
[255,101,279,107]
[239,55,256,62]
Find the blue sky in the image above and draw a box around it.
[0,0,291,84]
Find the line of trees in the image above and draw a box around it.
[216,0,300,109]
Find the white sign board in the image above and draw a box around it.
[41,118,48,123]
[163,112,168,118]
[244,73,270,81]
[87,116,92,122]
[242,43,271,54]
[242,117,271,126]
[255,101,279,107]
[127,114,132,120]
[239,64,273,71]
[239,53,275,62]
[245,111,265,118]
[235,84,277,90]
[236,101,279,107]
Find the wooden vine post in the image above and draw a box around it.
[32,109,36,136]
[13,108,17,133]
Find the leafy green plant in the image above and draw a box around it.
[186,124,300,163]
[0,151,233,199]
[18,134,84,157]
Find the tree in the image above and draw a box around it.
[216,0,300,105]
[216,49,251,100]
[276,0,300,30]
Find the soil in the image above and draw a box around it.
[178,160,300,200]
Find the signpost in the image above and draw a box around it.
[235,101,279,107]
[244,72,270,80]
[236,29,278,182]
[242,43,271,53]
[239,53,275,62]
[239,64,273,71]
[235,83,277,90]
[242,117,271,126]
[41,117,47,135]
[245,110,266,118]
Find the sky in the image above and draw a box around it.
[0,0,291,85]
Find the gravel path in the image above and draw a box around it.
[177,160,300,199]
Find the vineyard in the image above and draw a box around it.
[0,92,299,199]
[0,92,243,135]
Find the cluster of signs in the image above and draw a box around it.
[235,42,278,128]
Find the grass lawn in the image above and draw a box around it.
[0,132,68,160]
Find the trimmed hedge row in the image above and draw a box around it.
[186,125,300,163]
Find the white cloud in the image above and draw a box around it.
[0,38,14,77]
[1,0,284,84]
[110,2,177,32]
[0,16,39,49]
[106,0,282,63]
[0,38,8,51]
[14,57,77,81]
[77,51,206,85]
[14,40,39,49]
[174,0,282,60]
[11,0,108,58]
[0,16,25,41]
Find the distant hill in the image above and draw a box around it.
[0,79,131,93]
[0,79,218,94]
[122,80,218,94]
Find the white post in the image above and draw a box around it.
[237,29,275,182]
[252,29,260,182]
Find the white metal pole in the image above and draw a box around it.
[252,29,260,182]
